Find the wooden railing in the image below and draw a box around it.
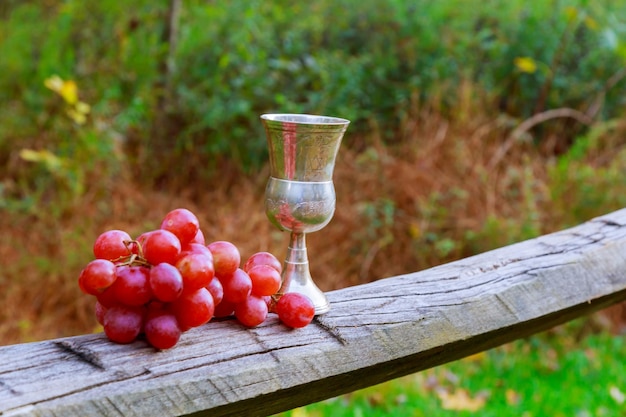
[2,209,626,417]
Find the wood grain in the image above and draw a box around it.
[2,209,626,417]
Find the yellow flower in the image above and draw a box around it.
[43,75,64,93]
[19,149,63,172]
[514,56,537,73]
[59,80,78,105]
[44,75,90,124]
[584,16,598,30]
[75,101,91,114]
[564,6,578,23]
[45,75,78,104]
[66,108,87,125]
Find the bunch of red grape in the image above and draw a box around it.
[78,208,315,350]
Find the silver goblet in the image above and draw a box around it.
[260,113,350,315]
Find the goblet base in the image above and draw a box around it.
[281,266,330,315]
[280,232,330,315]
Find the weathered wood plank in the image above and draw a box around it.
[2,209,626,417]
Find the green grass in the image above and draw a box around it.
[277,318,626,416]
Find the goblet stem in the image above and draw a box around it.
[281,232,330,315]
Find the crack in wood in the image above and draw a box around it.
[0,362,43,375]
[592,218,624,228]
[363,318,427,328]
[313,316,348,346]
[374,308,429,316]
[459,258,523,278]
[54,340,105,370]
[331,276,509,301]
[249,328,281,363]
[0,380,21,396]
[494,293,520,320]
[205,377,230,403]
[523,262,578,277]
[105,396,126,416]
[574,230,604,240]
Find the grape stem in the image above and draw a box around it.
[268,293,284,313]
[124,239,145,258]
[110,240,152,268]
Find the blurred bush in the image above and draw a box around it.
[1,0,625,210]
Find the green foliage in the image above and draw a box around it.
[2,0,625,201]
[548,120,626,227]
[466,162,545,254]
[0,0,159,214]
[412,188,470,260]
[358,198,396,247]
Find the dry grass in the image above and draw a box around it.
[2,100,625,345]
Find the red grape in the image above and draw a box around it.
[213,299,236,318]
[179,242,213,261]
[95,301,107,325]
[149,263,183,302]
[82,208,301,349]
[78,259,117,295]
[103,305,144,344]
[176,253,215,292]
[234,296,268,327]
[207,241,241,277]
[243,251,282,274]
[171,287,214,329]
[96,285,118,308]
[262,295,274,312]
[160,208,200,247]
[248,264,282,296]
[93,230,132,261]
[220,268,252,304]
[143,229,181,265]
[144,312,181,350]
[206,276,224,305]
[113,265,152,306]
[275,293,315,328]
[190,228,205,245]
